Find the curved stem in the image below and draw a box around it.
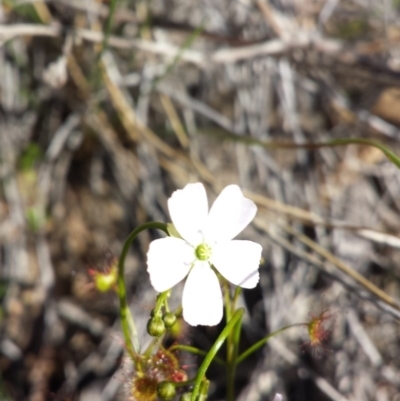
[190,308,245,401]
[168,345,226,366]
[206,130,400,170]
[236,323,306,365]
[117,221,168,360]
[142,291,171,358]
[174,378,196,388]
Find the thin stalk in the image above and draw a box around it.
[143,335,164,359]
[236,323,306,365]
[223,279,232,324]
[190,308,245,401]
[142,291,170,358]
[174,378,196,388]
[168,345,226,366]
[204,130,400,170]
[222,279,235,400]
[226,312,243,401]
[117,221,168,359]
[232,287,242,310]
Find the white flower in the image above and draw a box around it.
[146,183,262,326]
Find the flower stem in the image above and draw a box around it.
[223,278,232,323]
[168,344,226,366]
[226,312,242,401]
[236,323,306,365]
[223,283,242,401]
[190,308,245,401]
[117,221,168,360]
[143,334,164,359]
[232,287,241,310]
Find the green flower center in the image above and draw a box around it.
[195,243,212,261]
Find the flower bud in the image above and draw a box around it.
[147,317,166,337]
[163,312,177,328]
[180,393,192,401]
[157,381,176,400]
[170,369,188,383]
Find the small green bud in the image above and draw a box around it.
[180,392,192,401]
[147,317,166,337]
[157,381,176,400]
[163,312,177,328]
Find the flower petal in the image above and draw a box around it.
[147,237,194,292]
[211,240,262,288]
[204,185,257,243]
[168,183,208,245]
[182,262,223,326]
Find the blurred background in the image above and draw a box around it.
[1,0,400,400]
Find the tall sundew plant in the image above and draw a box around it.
[94,183,332,401]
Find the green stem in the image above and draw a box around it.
[206,130,400,170]
[117,221,168,360]
[143,334,164,359]
[236,323,306,365]
[227,312,243,401]
[142,291,171,358]
[168,345,226,366]
[223,279,232,324]
[232,287,241,311]
[222,280,235,401]
[190,308,245,401]
[174,378,196,388]
[222,282,243,401]
[155,290,171,315]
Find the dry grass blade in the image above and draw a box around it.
[279,221,400,312]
